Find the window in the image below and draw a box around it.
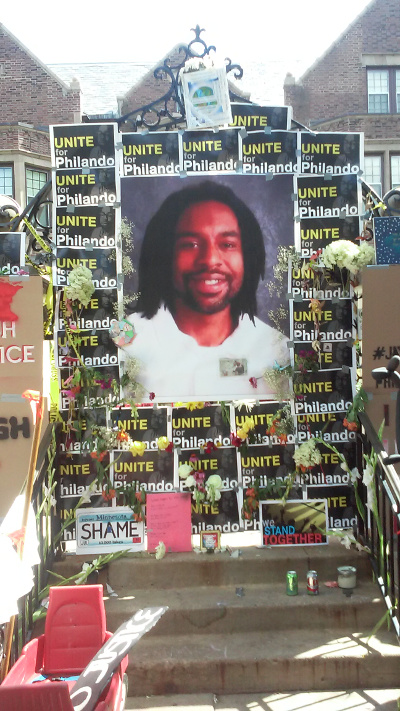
[391,156,400,189]
[364,155,383,196]
[0,165,13,197]
[368,70,389,113]
[396,71,400,113]
[26,167,48,226]
[26,167,47,202]
[368,68,400,114]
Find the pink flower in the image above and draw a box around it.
[149,392,155,401]
[249,377,258,389]
[95,378,113,390]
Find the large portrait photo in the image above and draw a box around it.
[121,174,294,402]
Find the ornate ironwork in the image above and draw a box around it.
[117,25,250,132]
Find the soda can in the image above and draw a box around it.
[307,570,319,595]
[286,570,298,596]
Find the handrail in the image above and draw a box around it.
[358,411,400,639]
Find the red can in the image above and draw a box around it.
[307,570,319,595]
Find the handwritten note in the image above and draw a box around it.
[146,493,192,552]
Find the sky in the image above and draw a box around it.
[2,0,372,75]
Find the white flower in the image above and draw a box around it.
[362,462,374,487]
[80,479,99,504]
[340,533,353,550]
[206,474,223,503]
[155,541,166,560]
[75,562,92,584]
[178,463,193,479]
[233,400,255,412]
[349,467,360,483]
[293,438,321,469]
[341,461,360,483]
[65,265,95,306]
[320,240,374,275]
[44,485,57,508]
[185,474,196,489]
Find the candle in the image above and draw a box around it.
[337,566,357,589]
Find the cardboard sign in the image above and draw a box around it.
[260,499,328,546]
[146,492,192,552]
[362,264,400,455]
[0,276,43,390]
[76,507,144,553]
[70,607,167,711]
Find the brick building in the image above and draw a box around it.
[284,0,400,197]
[0,23,80,209]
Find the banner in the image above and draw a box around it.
[296,175,361,219]
[120,174,294,402]
[300,132,363,176]
[122,132,180,177]
[230,103,291,131]
[260,499,328,546]
[0,233,25,274]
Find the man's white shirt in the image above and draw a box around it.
[123,307,289,402]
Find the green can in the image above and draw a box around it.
[286,570,298,596]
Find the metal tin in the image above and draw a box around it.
[286,570,298,596]
[307,570,319,595]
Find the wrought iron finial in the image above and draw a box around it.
[117,26,247,132]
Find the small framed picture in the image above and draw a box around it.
[200,530,221,551]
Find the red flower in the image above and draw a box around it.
[246,488,256,498]
[90,450,107,462]
[204,440,217,453]
[230,433,242,447]
[165,442,174,452]
[149,392,155,401]
[117,429,129,442]
[343,418,358,432]
[249,377,258,389]
[102,488,116,501]
[310,249,322,261]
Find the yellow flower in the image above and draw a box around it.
[237,428,248,440]
[242,416,255,433]
[157,436,170,450]
[130,441,146,457]
[309,299,323,315]
[186,401,205,411]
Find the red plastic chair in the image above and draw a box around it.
[0,681,74,710]
[42,584,107,676]
[1,585,128,710]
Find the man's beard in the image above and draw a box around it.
[174,275,241,315]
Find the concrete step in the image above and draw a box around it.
[125,628,400,696]
[104,581,387,636]
[53,538,372,590]
[124,689,400,711]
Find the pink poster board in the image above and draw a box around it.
[146,493,192,552]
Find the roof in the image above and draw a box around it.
[48,61,153,117]
[1,23,71,93]
[49,57,303,118]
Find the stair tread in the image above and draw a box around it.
[124,689,400,710]
[130,627,400,662]
[105,580,383,612]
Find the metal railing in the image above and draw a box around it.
[1,423,60,669]
[358,411,400,639]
